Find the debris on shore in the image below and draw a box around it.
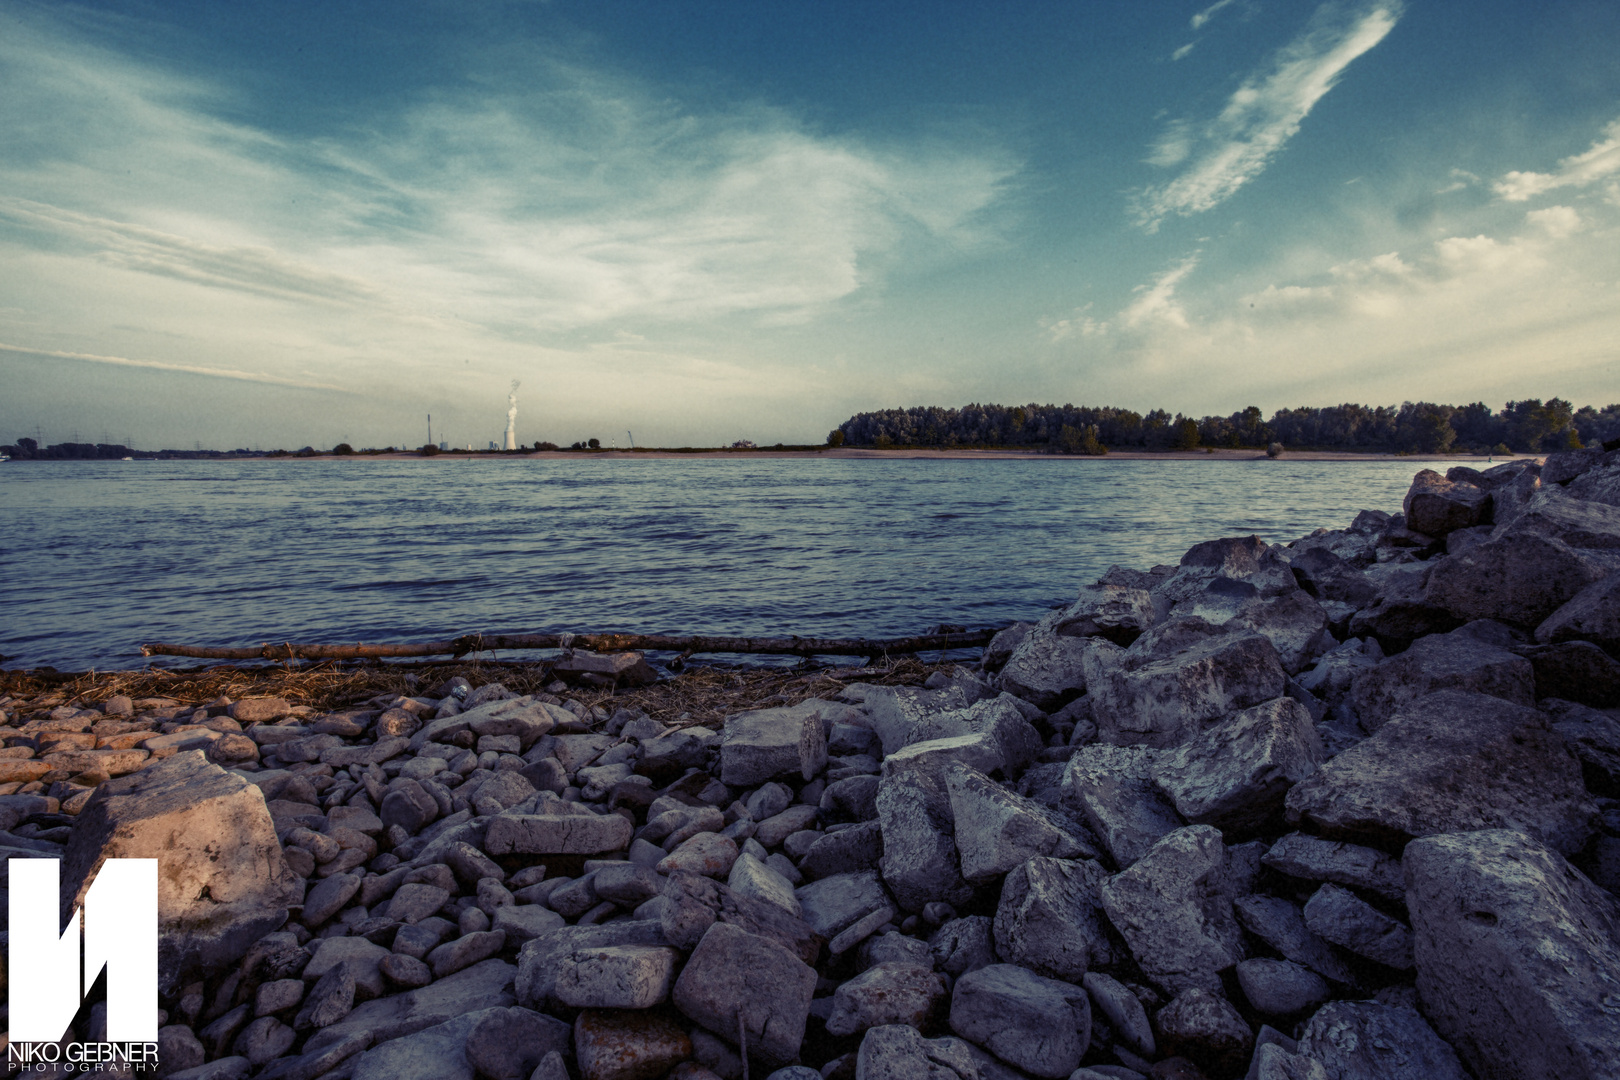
[2,448,1618,1080]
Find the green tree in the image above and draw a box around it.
[827,429,845,447]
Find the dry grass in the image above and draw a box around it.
[0,655,952,729]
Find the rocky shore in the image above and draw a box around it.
[3,449,1620,1080]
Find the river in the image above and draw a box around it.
[0,455,1440,671]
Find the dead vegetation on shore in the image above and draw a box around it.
[0,656,948,729]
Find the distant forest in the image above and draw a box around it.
[832,400,1620,455]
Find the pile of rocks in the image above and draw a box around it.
[2,449,1619,1080]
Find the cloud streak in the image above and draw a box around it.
[0,342,349,391]
[1494,118,1620,202]
[1135,1,1402,231]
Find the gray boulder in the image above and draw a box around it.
[462,1007,570,1080]
[1156,988,1254,1077]
[305,958,516,1053]
[1081,971,1154,1057]
[1231,895,1355,985]
[865,684,984,757]
[876,768,973,912]
[1261,833,1404,901]
[347,1006,498,1080]
[672,921,818,1066]
[552,943,680,1009]
[1097,825,1246,994]
[1284,690,1595,855]
[482,812,632,856]
[661,871,823,965]
[948,964,1089,1079]
[795,870,890,941]
[1536,571,1620,655]
[1087,632,1288,749]
[1301,884,1413,969]
[59,751,303,993]
[1151,697,1320,834]
[1061,744,1182,869]
[1403,470,1490,537]
[929,915,998,977]
[1404,828,1620,1080]
[1544,698,1620,796]
[514,921,667,1012]
[992,856,1112,981]
[1348,628,1536,732]
[824,961,950,1037]
[1295,1000,1468,1080]
[945,763,1095,881]
[854,1025,980,1080]
[1426,531,1610,629]
[1055,583,1157,645]
[999,614,1094,710]
[1525,640,1620,709]
[1234,959,1330,1017]
[720,700,831,786]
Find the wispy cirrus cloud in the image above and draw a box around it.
[0,342,349,391]
[1190,0,1240,31]
[1494,118,1620,202]
[1134,1,1402,231]
[0,5,1017,343]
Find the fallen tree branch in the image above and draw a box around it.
[140,628,997,662]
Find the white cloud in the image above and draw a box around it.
[1495,118,1620,202]
[1526,205,1583,239]
[0,342,348,391]
[0,8,1016,343]
[1120,255,1201,329]
[1134,1,1402,231]
[1190,0,1238,31]
[1171,42,1198,62]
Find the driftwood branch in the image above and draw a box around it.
[139,629,996,662]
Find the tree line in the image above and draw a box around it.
[831,400,1620,455]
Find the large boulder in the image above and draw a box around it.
[1424,533,1609,628]
[720,701,831,786]
[1086,632,1288,749]
[1261,833,1404,902]
[1404,828,1620,1080]
[1568,458,1620,506]
[1061,744,1182,870]
[1053,583,1156,645]
[1536,571,1620,656]
[1096,825,1245,994]
[1154,536,1299,607]
[853,1025,979,1080]
[945,763,1094,881]
[1348,627,1536,732]
[876,768,973,913]
[671,922,818,1067]
[59,751,303,992]
[1403,470,1490,537]
[1295,1000,1468,1080]
[998,615,1093,711]
[877,696,1042,774]
[948,964,1089,1079]
[1285,690,1595,855]
[865,684,988,757]
[992,856,1112,982]
[1150,697,1321,834]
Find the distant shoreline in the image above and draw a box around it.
[312,447,1524,462]
[5,447,1536,463]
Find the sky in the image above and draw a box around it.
[1,0,1618,450]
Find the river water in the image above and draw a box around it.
[0,456,1439,671]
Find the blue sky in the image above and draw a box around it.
[2,0,1618,449]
